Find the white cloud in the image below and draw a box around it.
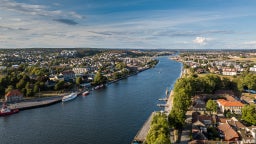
[244,41,256,45]
[0,0,83,19]
[193,37,208,45]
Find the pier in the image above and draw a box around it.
[132,112,155,143]
[7,96,63,110]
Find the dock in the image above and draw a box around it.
[7,96,63,110]
[132,112,155,143]
[158,98,168,101]
[165,90,173,114]
[157,104,169,107]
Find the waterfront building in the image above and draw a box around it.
[5,89,23,103]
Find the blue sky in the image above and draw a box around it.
[0,0,256,49]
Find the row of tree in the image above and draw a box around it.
[146,112,171,144]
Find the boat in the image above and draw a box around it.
[99,84,104,88]
[94,85,100,90]
[62,92,77,102]
[82,91,90,96]
[0,102,19,116]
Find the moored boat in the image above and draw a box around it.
[94,85,100,90]
[62,92,77,102]
[82,91,90,96]
[0,102,19,116]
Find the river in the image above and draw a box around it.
[0,56,181,144]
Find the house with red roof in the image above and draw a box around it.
[5,89,23,102]
[218,123,239,141]
[217,99,244,114]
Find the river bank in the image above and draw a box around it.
[107,67,151,84]
[132,57,183,143]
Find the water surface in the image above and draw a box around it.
[0,57,181,144]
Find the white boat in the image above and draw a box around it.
[62,92,77,102]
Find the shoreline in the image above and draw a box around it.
[107,66,152,85]
[1,67,154,111]
[132,57,183,143]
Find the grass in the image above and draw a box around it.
[227,57,256,62]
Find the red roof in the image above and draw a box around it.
[217,99,244,107]
[5,89,23,97]
[222,68,237,72]
[218,123,239,141]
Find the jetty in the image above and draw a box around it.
[132,112,155,143]
[7,96,62,110]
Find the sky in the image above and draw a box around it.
[0,0,256,49]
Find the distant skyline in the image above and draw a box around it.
[0,0,256,49]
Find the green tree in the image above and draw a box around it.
[206,100,218,114]
[54,80,65,90]
[76,77,82,86]
[16,79,26,89]
[92,72,107,85]
[5,85,14,93]
[33,84,39,93]
[201,74,221,93]
[241,105,256,125]
[146,112,170,144]
[115,62,126,70]
[26,88,33,97]
[237,73,256,91]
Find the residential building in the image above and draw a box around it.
[5,89,23,102]
[222,68,237,76]
[217,99,244,114]
[218,123,239,141]
[72,67,88,74]
[249,65,256,72]
[60,70,75,81]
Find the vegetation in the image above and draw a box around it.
[169,77,195,129]
[241,105,256,125]
[236,72,256,91]
[146,112,170,144]
[92,71,107,86]
[206,99,218,114]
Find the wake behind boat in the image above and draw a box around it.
[62,92,77,102]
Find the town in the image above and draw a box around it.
[0,48,168,109]
[140,50,256,144]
